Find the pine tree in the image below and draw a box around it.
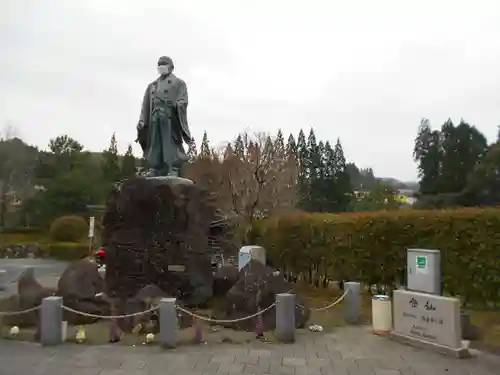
[101,133,120,182]
[187,138,198,162]
[200,131,211,158]
[413,118,442,195]
[332,138,352,211]
[440,119,488,194]
[285,133,297,161]
[121,144,137,179]
[313,140,327,212]
[323,141,337,211]
[275,129,285,155]
[307,128,321,211]
[296,129,309,209]
[234,134,245,158]
[307,128,320,180]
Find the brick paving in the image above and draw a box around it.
[0,326,498,375]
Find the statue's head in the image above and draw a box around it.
[157,56,174,76]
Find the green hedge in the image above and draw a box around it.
[45,242,89,261]
[0,226,42,234]
[249,208,500,307]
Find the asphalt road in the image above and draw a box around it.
[0,258,68,298]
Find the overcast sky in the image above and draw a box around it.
[1,0,499,181]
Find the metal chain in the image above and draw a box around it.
[176,301,276,324]
[296,290,349,311]
[0,305,41,316]
[61,305,159,319]
[0,291,347,320]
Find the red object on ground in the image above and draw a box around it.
[95,249,106,257]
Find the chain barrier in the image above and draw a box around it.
[176,301,276,324]
[61,305,159,320]
[0,290,347,320]
[0,305,41,316]
[296,290,349,311]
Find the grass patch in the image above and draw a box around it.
[293,283,372,331]
[469,309,500,354]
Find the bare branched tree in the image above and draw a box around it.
[219,132,297,224]
[0,125,37,226]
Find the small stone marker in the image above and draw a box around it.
[343,282,361,324]
[159,298,178,348]
[390,289,469,358]
[275,293,295,343]
[41,296,63,346]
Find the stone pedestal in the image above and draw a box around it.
[102,176,216,306]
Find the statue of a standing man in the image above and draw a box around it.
[136,56,192,177]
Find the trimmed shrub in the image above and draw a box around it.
[49,215,88,242]
[46,242,89,261]
[250,208,500,307]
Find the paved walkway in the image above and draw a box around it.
[1,327,498,375]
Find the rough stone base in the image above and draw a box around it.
[389,331,471,359]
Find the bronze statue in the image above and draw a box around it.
[136,56,192,177]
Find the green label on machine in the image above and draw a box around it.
[416,255,428,274]
[416,256,427,268]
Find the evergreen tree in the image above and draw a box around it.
[307,128,320,180]
[413,118,442,195]
[440,119,488,194]
[306,128,321,211]
[200,131,211,158]
[187,138,198,162]
[314,140,328,211]
[234,134,245,158]
[332,138,352,211]
[285,133,297,161]
[101,133,120,182]
[322,141,337,212]
[47,135,84,173]
[296,129,309,208]
[464,140,500,205]
[121,144,137,179]
[275,129,285,155]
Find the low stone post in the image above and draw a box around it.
[159,298,178,348]
[41,296,63,346]
[275,293,295,343]
[344,282,361,324]
[0,269,6,290]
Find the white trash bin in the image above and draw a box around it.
[371,295,392,335]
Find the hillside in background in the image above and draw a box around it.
[0,138,419,194]
[379,178,419,192]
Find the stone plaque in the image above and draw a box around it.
[167,265,186,272]
[393,289,461,349]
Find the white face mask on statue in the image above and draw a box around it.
[157,65,170,76]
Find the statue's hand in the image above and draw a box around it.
[137,121,145,131]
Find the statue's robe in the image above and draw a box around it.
[137,74,191,173]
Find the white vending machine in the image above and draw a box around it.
[238,245,266,271]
